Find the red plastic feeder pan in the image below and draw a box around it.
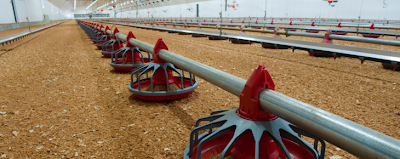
[183,65,325,159]
[284,28,297,32]
[110,32,152,72]
[101,28,124,57]
[361,33,381,38]
[331,31,347,35]
[306,30,319,33]
[128,39,198,101]
[94,26,113,49]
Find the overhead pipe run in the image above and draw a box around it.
[131,20,400,47]
[96,21,400,71]
[79,20,400,158]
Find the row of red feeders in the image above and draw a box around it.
[183,65,325,159]
[128,39,198,101]
[100,28,124,57]
[78,21,200,100]
[80,21,153,72]
[109,31,152,72]
[94,26,112,49]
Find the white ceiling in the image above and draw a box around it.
[48,0,211,14]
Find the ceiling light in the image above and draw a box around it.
[86,0,98,10]
[74,0,76,9]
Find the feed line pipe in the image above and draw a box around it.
[138,21,400,46]
[84,21,400,159]
[287,31,400,46]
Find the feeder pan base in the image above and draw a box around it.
[129,77,198,101]
[267,27,275,30]
[306,30,319,33]
[183,108,324,159]
[332,31,347,35]
[110,59,151,72]
[361,34,380,38]
[168,31,178,33]
[192,34,207,37]
[382,62,399,71]
[231,39,251,44]
[208,36,227,40]
[309,50,340,57]
[159,30,168,32]
[262,43,289,49]
[178,32,191,35]
[285,29,297,32]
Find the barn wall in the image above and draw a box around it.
[0,0,66,24]
[114,0,398,21]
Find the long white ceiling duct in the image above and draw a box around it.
[74,0,76,10]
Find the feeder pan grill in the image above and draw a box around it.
[267,27,276,30]
[91,26,104,41]
[110,47,152,72]
[227,25,236,27]
[183,108,325,159]
[230,39,251,44]
[128,62,198,101]
[208,36,227,40]
[94,34,113,49]
[101,39,124,57]
[306,30,319,33]
[192,34,207,37]
[262,43,289,49]
[361,33,380,38]
[92,31,105,44]
[168,31,178,33]
[184,65,325,159]
[128,38,198,101]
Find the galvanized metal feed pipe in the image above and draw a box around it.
[131,21,400,46]
[288,31,400,46]
[87,22,400,158]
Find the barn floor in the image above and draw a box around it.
[0,20,399,158]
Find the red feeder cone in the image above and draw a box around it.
[128,38,198,101]
[183,65,325,159]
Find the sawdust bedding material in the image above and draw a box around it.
[141,83,181,92]
[0,20,399,158]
